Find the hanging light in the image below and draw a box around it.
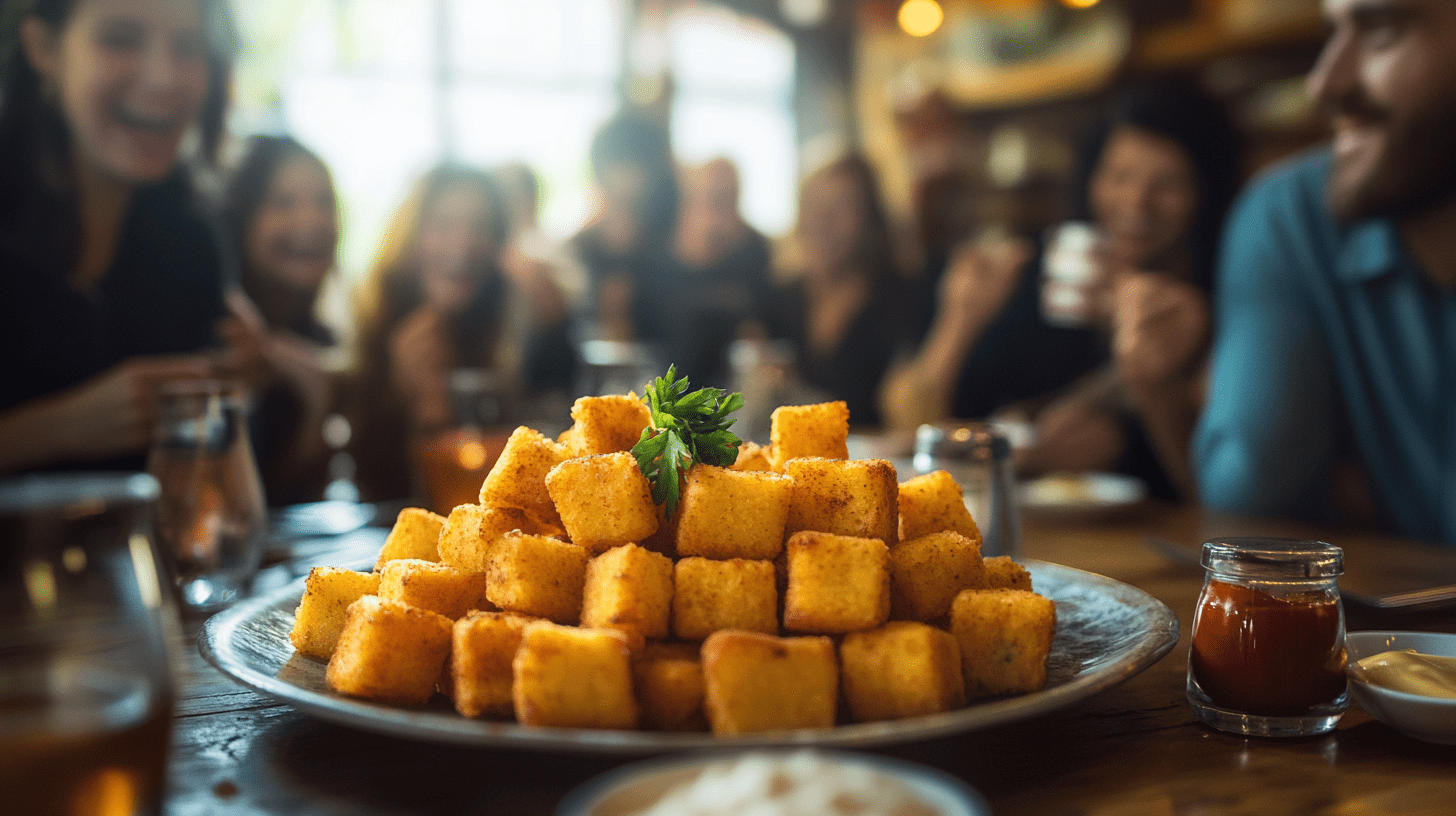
[898,0,944,38]
[1059,0,1102,9]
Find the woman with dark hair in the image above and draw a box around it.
[881,78,1241,498]
[0,0,245,474]
[347,164,572,502]
[222,135,340,503]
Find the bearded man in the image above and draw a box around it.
[1195,0,1456,543]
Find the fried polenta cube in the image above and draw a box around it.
[290,567,381,661]
[783,531,890,635]
[731,441,773,472]
[767,401,850,471]
[448,610,539,719]
[889,532,986,622]
[375,507,445,569]
[950,588,1056,698]
[512,622,639,729]
[486,532,590,623]
[840,621,966,722]
[545,452,658,552]
[437,503,559,573]
[634,642,707,732]
[784,457,898,547]
[479,426,568,523]
[982,556,1033,591]
[701,630,838,735]
[580,543,674,639]
[326,596,452,706]
[377,559,493,620]
[672,557,778,639]
[898,471,982,544]
[559,394,652,457]
[675,465,793,560]
[638,499,679,558]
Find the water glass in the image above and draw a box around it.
[1041,221,1104,328]
[147,380,267,611]
[0,473,178,816]
[913,422,1021,559]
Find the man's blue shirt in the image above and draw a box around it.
[1195,148,1456,544]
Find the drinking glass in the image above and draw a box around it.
[913,421,1021,559]
[1041,221,1105,328]
[0,473,178,816]
[147,380,267,610]
[412,368,512,515]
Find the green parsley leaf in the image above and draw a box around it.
[630,365,744,519]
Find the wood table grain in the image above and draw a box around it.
[167,503,1456,816]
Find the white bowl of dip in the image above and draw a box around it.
[557,748,990,816]
[1346,631,1456,745]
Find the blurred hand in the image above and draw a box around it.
[213,291,268,390]
[50,355,216,459]
[1018,396,1125,477]
[938,236,1032,335]
[389,307,451,429]
[1112,271,1210,388]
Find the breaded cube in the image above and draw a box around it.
[675,465,793,560]
[290,567,381,661]
[634,642,707,731]
[448,611,538,719]
[486,532,590,623]
[898,471,982,543]
[982,556,1033,591]
[512,622,639,729]
[560,394,652,457]
[672,557,778,640]
[325,596,452,705]
[436,503,557,573]
[479,426,568,523]
[889,531,986,622]
[545,452,658,552]
[638,500,679,558]
[580,543,674,639]
[731,441,773,472]
[767,402,850,471]
[784,457,899,547]
[701,630,838,735]
[375,507,445,568]
[377,559,492,620]
[840,621,966,722]
[783,531,890,635]
[950,589,1056,698]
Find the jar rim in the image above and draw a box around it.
[1200,537,1344,579]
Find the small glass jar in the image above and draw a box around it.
[1186,538,1348,737]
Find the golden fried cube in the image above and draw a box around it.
[767,401,850,471]
[479,426,568,523]
[783,531,890,634]
[672,557,778,640]
[560,394,652,457]
[950,589,1057,698]
[512,622,639,729]
[448,611,538,719]
[437,503,562,573]
[290,567,381,661]
[580,543,674,639]
[982,556,1033,591]
[889,532,986,622]
[675,465,793,560]
[377,559,492,620]
[784,457,898,547]
[486,532,590,623]
[634,643,707,731]
[898,471,982,543]
[639,500,679,558]
[701,630,838,735]
[731,441,773,472]
[325,596,452,705]
[375,507,445,568]
[545,452,658,552]
[840,621,966,722]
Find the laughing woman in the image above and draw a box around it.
[0,0,246,474]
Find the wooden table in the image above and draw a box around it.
[168,504,1456,816]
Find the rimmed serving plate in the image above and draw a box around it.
[199,560,1178,754]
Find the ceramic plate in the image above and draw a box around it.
[1020,472,1148,518]
[199,560,1179,754]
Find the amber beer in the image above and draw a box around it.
[413,428,508,515]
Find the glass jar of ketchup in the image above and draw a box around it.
[1186,538,1348,737]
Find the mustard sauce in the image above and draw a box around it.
[1353,650,1456,700]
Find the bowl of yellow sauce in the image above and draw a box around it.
[1346,631,1456,744]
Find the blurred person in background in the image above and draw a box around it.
[0,0,249,475]
[881,79,1240,500]
[494,161,583,348]
[346,164,572,502]
[1197,0,1456,543]
[222,135,339,504]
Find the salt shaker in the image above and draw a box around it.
[913,422,1020,559]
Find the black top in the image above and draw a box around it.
[661,230,775,389]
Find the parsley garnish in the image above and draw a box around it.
[631,366,744,519]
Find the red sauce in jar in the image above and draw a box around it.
[1189,579,1346,716]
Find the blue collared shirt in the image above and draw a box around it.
[1195,149,1456,544]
